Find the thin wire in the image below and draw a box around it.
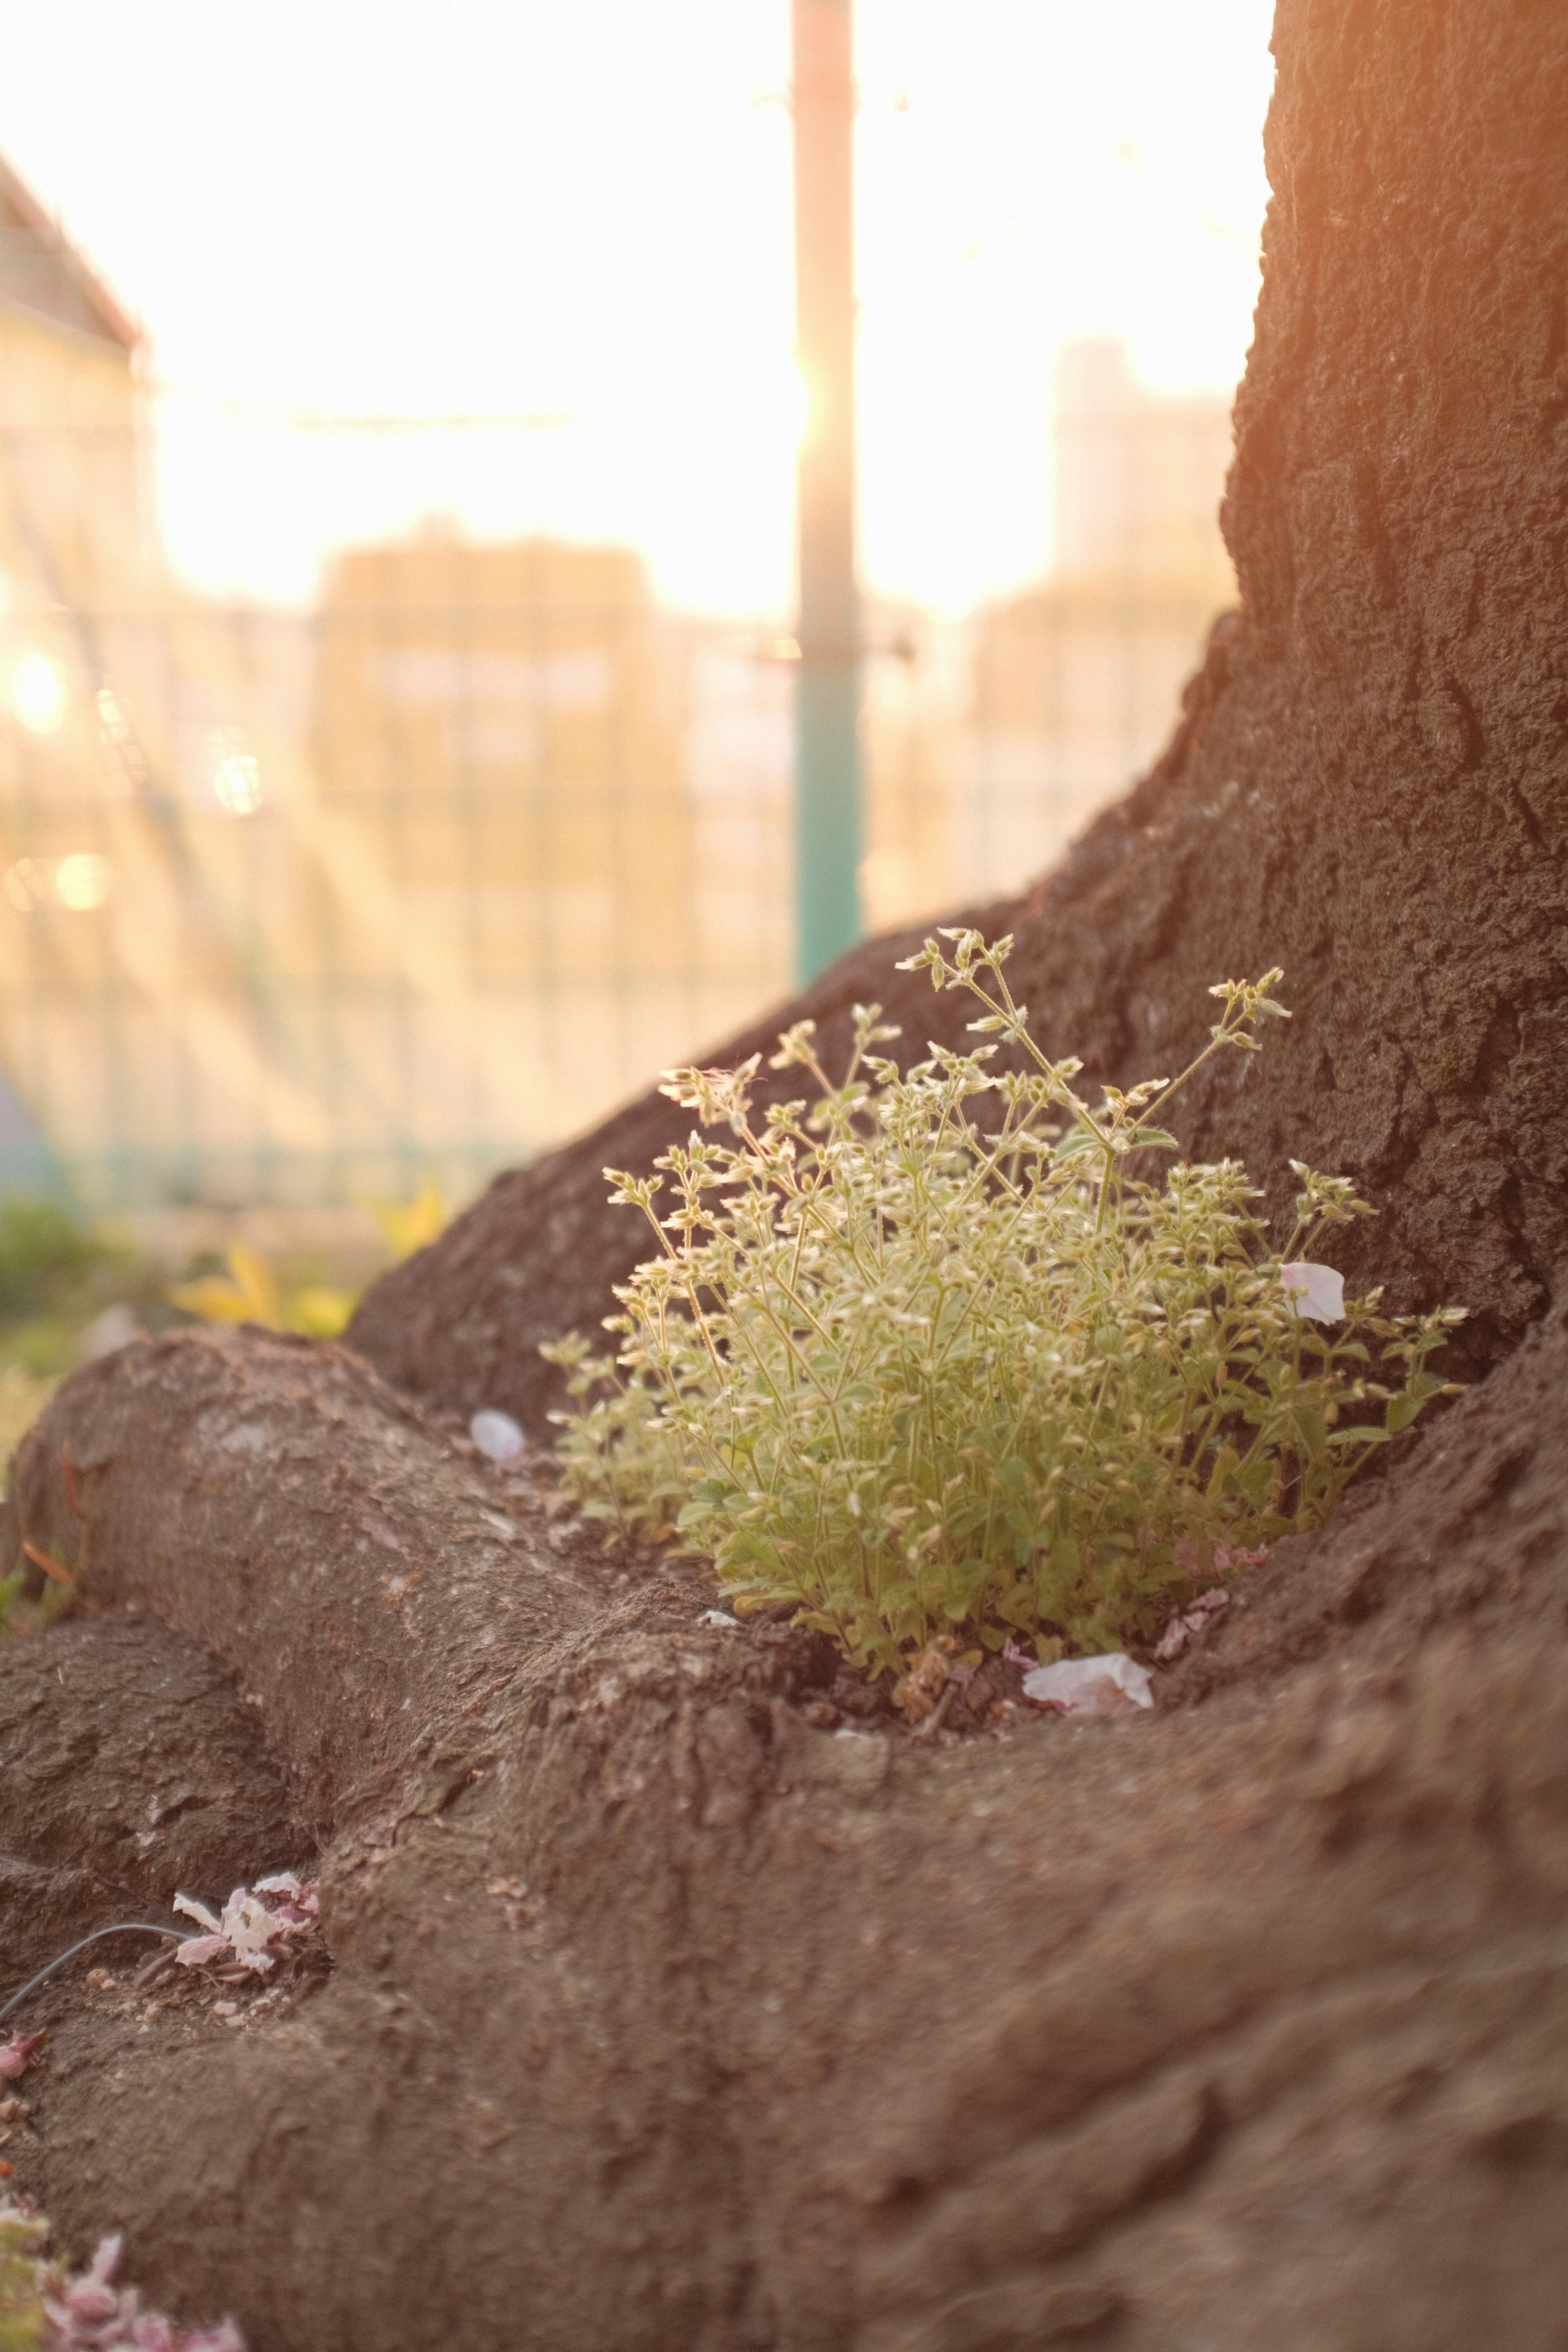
[147,386,580,433]
[0,1923,189,2030]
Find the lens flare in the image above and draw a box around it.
[213,752,264,815]
[54,853,112,911]
[12,654,67,733]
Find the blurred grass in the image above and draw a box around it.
[0,1186,450,1635]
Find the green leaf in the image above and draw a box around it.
[1052,1129,1104,1165]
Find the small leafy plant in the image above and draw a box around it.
[546,931,1461,1680]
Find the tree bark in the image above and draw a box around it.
[350,0,1568,1430]
[6,1310,1568,2347]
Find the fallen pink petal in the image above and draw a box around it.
[172,1935,230,1971]
[1155,1587,1233,1663]
[0,2030,44,2079]
[170,1878,321,1974]
[1021,1654,1155,1717]
[16,2213,250,2352]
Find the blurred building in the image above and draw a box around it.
[316,528,694,981]
[307,528,725,1164]
[0,170,1245,1216]
[1052,335,1236,594]
[0,151,153,1196]
[0,153,336,1211]
[952,337,1237,897]
[0,151,149,612]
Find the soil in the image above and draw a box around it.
[5,2,1568,2345]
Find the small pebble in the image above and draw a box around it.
[470,1408,526,1462]
[212,2001,237,2017]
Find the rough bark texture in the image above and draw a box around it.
[350,0,1568,1432]
[5,1305,1568,2349]
[5,3,1568,2346]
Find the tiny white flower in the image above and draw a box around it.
[1279,1261,1345,1322]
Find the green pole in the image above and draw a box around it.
[791,0,862,985]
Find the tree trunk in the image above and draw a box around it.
[349,0,1568,1432]
[6,4,1568,2345]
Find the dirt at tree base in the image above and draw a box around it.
[1,1300,1567,2350]
[5,0,1568,2344]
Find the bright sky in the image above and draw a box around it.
[0,0,1274,616]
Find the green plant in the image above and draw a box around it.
[0,1365,56,1488]
[169,1241,357,1339]
[0,1199,108,1324]
[545,930,1462,1680]
[168,1183,449,1340]
[0,1564,72,1642]
[0,1196,162,1380]
[0,2195,242,2350]
[0,2198,45,2352]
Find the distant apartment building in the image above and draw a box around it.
[0,152,346,1210]
[0,152,150,616]
[0,153,154,1194]
[952,337,1237,899]
[0,176,1246,1212]
[1052,335,1237,595]
[316,529,694,979]
[309,527,728,1164]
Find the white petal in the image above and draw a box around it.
[697,1609,741,1628]
[173,1933,229,1968]
[223,1894,278,1954]
[1280,1261,1346,1322]
[173,1891,224,1935]
[1021,1654,1155,1716]
[470,1408,526,1461]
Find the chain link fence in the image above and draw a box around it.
[0,358,1233,1213]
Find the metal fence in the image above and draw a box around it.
[0,559,1229,1213]
[1,163,1241,1219]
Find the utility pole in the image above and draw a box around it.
[791,0,861,984]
